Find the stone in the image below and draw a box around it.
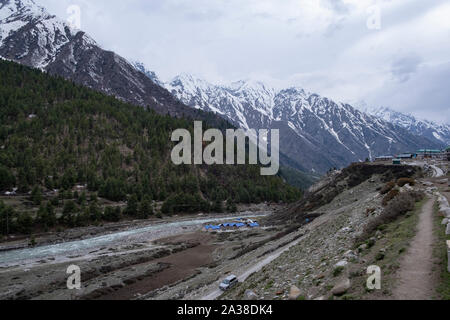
[288,285,302,300]
[422,181,433,186]
[440,208,450,218]
[442,218,449,225]
[244,290,258,300]
[358,244,368,252]
[314,296,326,300]
[331,278,351,296]
[439,197,449,207]
[316,273,326,280]
[447,241,450,273]
[343,250,358,261]
[335,260,348,268]
[404,184,413,191]
[446,223,450,236]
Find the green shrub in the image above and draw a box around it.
[333,266,345,277]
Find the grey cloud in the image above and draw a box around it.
[320,0,351,15]
[38,0,449,123]
[391,54,423,83]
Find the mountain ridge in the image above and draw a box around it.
[159,72,444,173]
[0,0,228,125]
[360,104,450,146]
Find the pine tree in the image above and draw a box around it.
[138,197,153,219]
[31,185,43,205]
[126,194,138,216]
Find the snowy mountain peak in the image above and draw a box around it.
[161,73,444,173]
[131,61,164,87]
[0,0,95,68]
[362,105,450,145]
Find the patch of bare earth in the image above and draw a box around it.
[95,233,217,300]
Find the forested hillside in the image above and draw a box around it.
[0,60,301,235]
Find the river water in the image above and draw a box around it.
[0,213,268,268]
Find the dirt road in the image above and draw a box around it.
[201,233,304,300]
[392,196,437,300]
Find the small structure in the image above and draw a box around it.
[396,153,414,159]
[375,156,394,162]
[417,149,444,159]
[392,159,401,165]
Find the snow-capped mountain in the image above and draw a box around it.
[362,106,450,146]
[0,0,211,119]
[131,61,164,87]
[165,75,443,173]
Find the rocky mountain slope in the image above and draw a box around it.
[362,105,450,146]
[0,0,318,189]
[0,0,223,123]
[163,74,442,174]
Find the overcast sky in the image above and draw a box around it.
[39,0,450,123]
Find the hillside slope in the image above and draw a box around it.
[0,60,302,234]
[0,0,225,124]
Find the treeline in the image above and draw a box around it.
[0,60,302,234]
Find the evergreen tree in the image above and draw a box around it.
[30,185,43,205]
[138,198,153,220]
[125,194,138,216]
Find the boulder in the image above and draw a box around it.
[447,241,450,273]
[358,244,368,252]
[438,197,449,207]
[331,278,351,296]
[244,290,258,300]
[446,223,450,236]
[441,208,450,218]
[404,184,413,191]
[442,218,449,225]
[334,260,348,268]
[343,250,358,260]
[288,285,302,300]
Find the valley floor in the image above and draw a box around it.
[0,161,448,301]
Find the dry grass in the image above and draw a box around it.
[380,181,396,195]
[397,177,416,187]
[359,191,425,242]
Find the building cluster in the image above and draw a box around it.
[374,147,450,163]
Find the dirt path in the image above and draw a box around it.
[392,196,437,300]
[201,233,305,300]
